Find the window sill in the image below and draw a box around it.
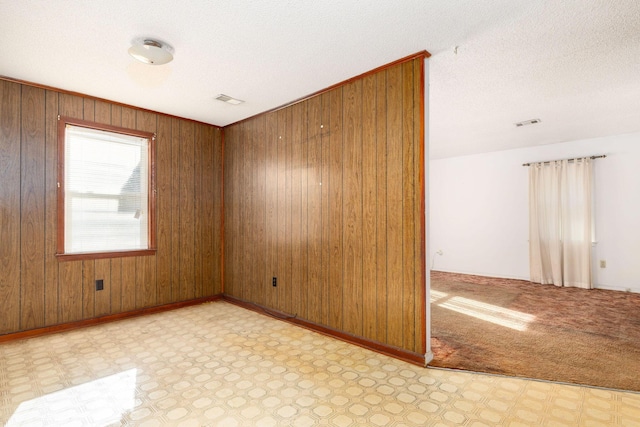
[55,249,157,262]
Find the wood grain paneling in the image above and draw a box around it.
[213,127,223,295]
[0,80,22,334]
[265,112,279,310]
[110,257,123,314]
[298,101,309,322]
[281,107,293,314]
[385,63,405,349]
[307,95,322,325]
[20,85,46,330]
[239,122,251,301]
[414,59,426,352]
[200,126,213,297]
[375,71,389,344]
[402,61,416,351]
[342,80,363,337]
[82,260,95,318]
[223,125,237,298]
[320,92,331,326]
[44,90,59,326]
[94,259,111,316]
[156,115,172,305]
[290,101,304,319]
[276,108,290,313]
[362,74,377,341]
[180,121,196,301]
[252,115,266,306]
[223,56,426,355]
[194,124,203,299]
[170,117,182,303]
[0,77,223,336]
[211,127,223,295]
[328,87,344,331]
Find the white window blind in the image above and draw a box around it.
[64,124,150,254]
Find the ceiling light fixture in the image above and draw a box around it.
[515,118,541,127]
[128,39,174,65]
[215,94,244,105]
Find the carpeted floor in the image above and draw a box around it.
[430,271,640,392]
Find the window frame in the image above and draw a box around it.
[56,116,157,261]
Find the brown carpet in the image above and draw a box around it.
[430,271,640,391]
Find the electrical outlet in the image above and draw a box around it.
[599,260,606,268]
[95,279,104,291]
[272,277,277,287]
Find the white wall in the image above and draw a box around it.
[429,131,640,292]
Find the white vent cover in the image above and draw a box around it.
[515,118,541,127]
[215,94,244,105]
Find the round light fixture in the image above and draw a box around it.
[128,39,174,65]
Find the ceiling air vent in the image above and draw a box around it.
[215,94,244,105]
[515,118,541,127]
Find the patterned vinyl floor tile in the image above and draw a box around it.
[1,301,639,426]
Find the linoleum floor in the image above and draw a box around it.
[1,301,639,426]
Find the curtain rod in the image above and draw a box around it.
[522,154,606,167]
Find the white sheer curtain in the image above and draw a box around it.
[529,158,592,289]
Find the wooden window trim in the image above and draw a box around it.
[56,116,157,261]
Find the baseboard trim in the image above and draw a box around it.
[425,350,434,365]
[222,295,426,367]
[594,285,639,294]
[431,269,530,282]
[0,295,223,344]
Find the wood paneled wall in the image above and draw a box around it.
[0,79,223,335]
[224,57,426,355]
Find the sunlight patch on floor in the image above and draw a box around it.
[434,295,535,331]
[430,290,449,303]
[6,368,137,427]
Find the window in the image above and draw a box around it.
[57,117,156,260]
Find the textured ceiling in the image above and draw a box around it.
[1,0,639,158]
